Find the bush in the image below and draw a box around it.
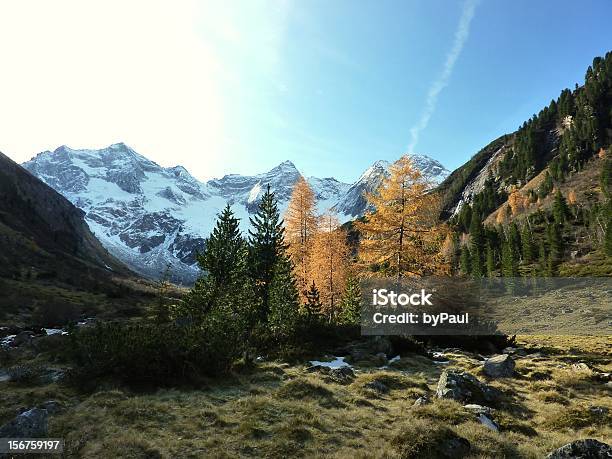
[66,307,247,385]
[7,363,45,384]
[32,301,81,327]
[390,418,471,459]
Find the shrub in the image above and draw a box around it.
[66,307,247,385]
[32,301,81,327]
[390,418,471,459]
[7,363,45,384]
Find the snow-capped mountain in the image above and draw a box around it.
[333,154,450,217]
[23,144,449,283]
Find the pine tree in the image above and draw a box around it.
[459,245,471,275]
[552,190,570,225]
[268,256,300,342]
[304,281,322,318]
[339,276,362,325]
[601,158,611,197]
[501,239,518,277]
[284,177,318,300]
[538,239,547,273]
[604,199,612,257]
[508,223,521,255]
[356,156,446,280]
[198,205,247,286]
[521,223,534,264]
[605,217,612,257]
[248,185,288,321]
[547,224,564,274]
[310,213,350,322]
[192,205,249,314]
[485,243,496,277]
[469,211,485,277]
[189,206,258,359]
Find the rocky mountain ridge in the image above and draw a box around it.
[23,144,449,283]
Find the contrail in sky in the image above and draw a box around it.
[407,0,479,153]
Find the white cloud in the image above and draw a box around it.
[407,0,479,153]
[0,0,290,180]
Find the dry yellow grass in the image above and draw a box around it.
[1,335,610,458]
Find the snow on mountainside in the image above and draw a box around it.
[23,144,449,283]
[333,155,450,217]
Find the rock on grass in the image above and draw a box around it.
[435,370,498,404]
[0,408,48,438]
[546,439,612,458]
[483,354,515,378]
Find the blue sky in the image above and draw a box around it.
[1,0,611,183]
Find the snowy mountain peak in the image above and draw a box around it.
[23,144,449,283]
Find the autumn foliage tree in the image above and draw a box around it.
[284,176,318,300]
[356,156,448,280]
[508,189,529,216]
[310,213,350,322]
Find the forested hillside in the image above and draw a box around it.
[438,52,612,276]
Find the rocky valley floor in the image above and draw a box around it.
[0,334,610,458]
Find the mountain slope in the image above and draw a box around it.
[439,52,612,226]
[437,52,612,275]
[0,151,127,278]
[23,146,448,283]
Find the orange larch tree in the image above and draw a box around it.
[284,176,318,300]
[310,213,350,322]
[356,156,447,280]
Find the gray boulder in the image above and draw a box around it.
[477,413,499,432]
[0,408,48,438]
[306,365,355,385]
[483,354,515,378]
[436,370,498,404]
[546,439,611,458]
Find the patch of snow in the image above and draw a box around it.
[44,328,68,336]
[248,181,262,204]
[309,356,352,369]
[0,335,16,348]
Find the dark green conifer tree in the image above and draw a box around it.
[546,224,564,274]
[501,239,518,277]
[538,239,547,273]
[248,185,289,321]
[521,223,534,264]
[339,276,362,325]
[304,281,322,318]
[267,256,300,341]
[469,212,485,277]
[508,223,521,256]
[552,190,570,225]
[604,199,612,257]
[191,205,251,315]
[459,246,471,275]
[601,158,611,197]
[485,243,496,277]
